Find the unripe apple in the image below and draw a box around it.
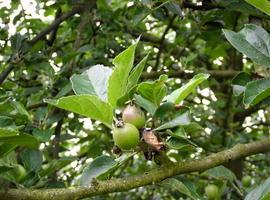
[242,175,252,187]
[12,164,27,182]
[122,104,145,129]
[112,123,140,150]
[205,184,219,200]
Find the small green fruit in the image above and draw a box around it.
[205,184,219,200]
[242,175,252,187]
[122,104,145,129]
[13,164,27,182]
[112,123,140,150]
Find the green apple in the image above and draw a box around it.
[122,104,145,129]
[242,175,252,187]
[13,164,27,182]
[112,123,140,150]
[205,184,219,200]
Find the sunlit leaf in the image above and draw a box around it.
[108,39,139,107]
[245,177,270,200]
[46,95,113,127]
[245,0,270,16]
[167,73,209,104]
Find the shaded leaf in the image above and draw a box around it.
[166,126,187,139]
[154,102,175,121]
[165,2,182,17]
[154,110,190,131]
[182,122,204,135]
[70,73,95,95]
[161,178,203,200]
[134,94,157,116]
[137,75,167,106]
[39,157,76,177]
[166,137,195,151]
[20,149,43,172]
[32,128,53,142]
[243,77,270,107]
[0,144,17,158]
[223,24,270,68]
[80,155,117,185]
[231,72,252,96]
[203,166,236,182]
[0,133,39,149]
[9,100,31,120]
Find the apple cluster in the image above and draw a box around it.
[112,104,145,150]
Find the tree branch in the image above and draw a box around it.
[182,1,223,11]
[1,139,270,200]
[0,6,84,85]
[0,64,15,85]
[46,8,62,46]
[29,6,83,46]
[154,15,177,69]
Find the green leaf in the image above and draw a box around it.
[80,155,117,185]
[70,73,96,95]
[154,110,190,131]
[80,152,135,186]
[243,77,270,107]
[0,99,14,115]
[166,126,187,139]
[137,75,167,106]
[166,137,196,151]
[127,54,149,91]
[45,95,113,128]
[20,149,43,172]
[116,55,149,107]
[154,102,175,120]
[167,73,210,104]
[9,100,31,120]
[39,157,76,177]
[165,2,182,17]
[134,94,157,116]
[86,65,113,101]
[245,0,270,16]
[203,166,236,182]
[0,116,16,128]
[0,164,13,174]
[108,40,139,107]
[0,133,39,149]
[71,65,113,101]
[0,144,17,158]
[0,127,19,137]
[182,122,204,135]
[32,128,53,142]
[231,72,252,96]
[245,177,270,200]
[161,178,203,200]
[223,24,270,68]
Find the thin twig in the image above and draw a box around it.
[154,15,177,69]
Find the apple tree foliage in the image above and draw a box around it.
[0,0,270,199]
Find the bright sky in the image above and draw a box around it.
[0,0,54,35]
